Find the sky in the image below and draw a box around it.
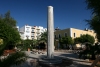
[0,0,92,30]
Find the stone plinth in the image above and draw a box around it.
[38,58,74,67]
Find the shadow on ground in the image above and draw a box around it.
[14,51,92,67]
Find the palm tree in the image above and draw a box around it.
[86,0,100,41]
[39,31,47,43]
[37,32,47,49]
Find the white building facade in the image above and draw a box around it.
[19,25,47,40]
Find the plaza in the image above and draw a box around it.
[12,50,91,67]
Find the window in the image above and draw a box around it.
[31,36,34,37]
[55,35,56,39]
[26,27,30,30]
[27,29,29,30]
[26,35,29,39]
[74,33,75,37]
[31,34,34,36]
[58,34,61,38]
[31,30,34,32]
[65,33,67,37]
[26,31,29,33]
[26,27,30,28]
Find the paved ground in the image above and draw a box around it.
[11,51,92,67]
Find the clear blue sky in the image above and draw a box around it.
[0,0,92,30]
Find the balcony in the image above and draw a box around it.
[31,36,34,37]
[37,28,40,30]
[20,31,24,34]
[37,32,40,34]
[31,31,35,33]
[31,27,35,29]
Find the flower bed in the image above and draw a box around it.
[3,49,16,56]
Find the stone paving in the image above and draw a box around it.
[28,51,91,67]
[11,51,92,67]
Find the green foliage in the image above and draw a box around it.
[0,20,20,45]
[86,15,100,33]
[24,39,32,45]
[3,11,17,27]
[32,39,38,46]
[0,44,27,67]
[86,0,100,41]
[86,0,100,16]
[74,34,95,44]
[81,34,95,44]
[0,11,26,67]
[0,51,27,67]
[17,39,39,50]
[59,36,74,45]
[0,11,20,45]
[74,37,81,44]
[39,31,47,43]
[79,43,100,60]
[86,15,100,41]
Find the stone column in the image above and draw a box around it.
[47,6,54,58]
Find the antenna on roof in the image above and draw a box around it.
[85,28,88,31]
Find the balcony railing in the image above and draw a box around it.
[31,27,35,29]
[31,36,34,37]
[37,28,40,30]
[31,31,35,33]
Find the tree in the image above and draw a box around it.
[82,1,100,59]
[80,34,95,44]
[79,34,95,59]
[0,20,20,46]
[0,12,26,67]
[64,36,74,45]
[86,0,100,41]
[74,37,81,44]
[35,32,47,50]
[19,39,39,50]
[39,31,47,43]
[79,42,100,60]
[3,11,17,28]
[86,0,100,16]
[59,36,74,49]
[20,39,33,50]
[86,15,100,41]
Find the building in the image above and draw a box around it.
[19,25,47,40]
[54,28,97,43]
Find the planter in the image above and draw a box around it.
[3,49,16,56]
